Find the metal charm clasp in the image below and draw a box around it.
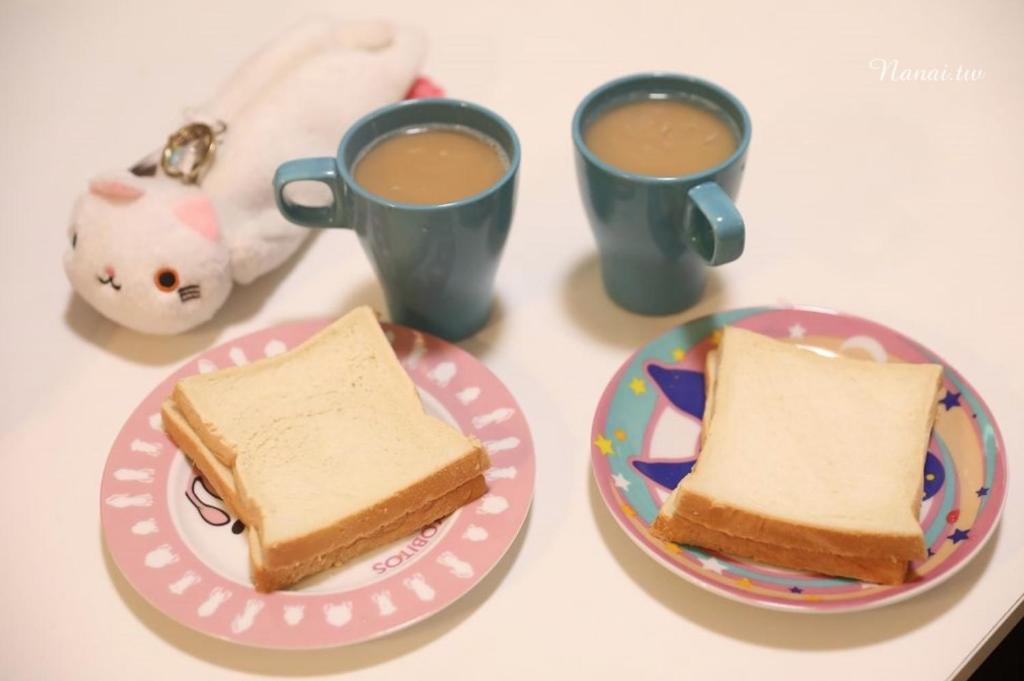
[160,121,224,184]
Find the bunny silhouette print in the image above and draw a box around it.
[105,493,153,508]
[476,494,510,515]
[372,591,398,616]
[456,386,481,405]
[231,599,264,634]
[403,573,436,601]
[113,468,154,483]
[228,347,250,366]
[130,439,162,456]
[324,602,353,628]
[264,339,287,357]
[462,525,489,542]
[483,437,520,454]
[437,551,474,578]
[144,544,179,568]
[130,518,158,535]
[198,587,231,617]
[283,605,305,626]
[427,361,457,387]
[485,466,517,481]
[168,571,201,595]
[472,408,515,429]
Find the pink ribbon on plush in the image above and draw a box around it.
[404,76,444,99]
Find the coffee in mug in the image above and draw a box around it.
[354,125,508,204]
[584,97,737,177]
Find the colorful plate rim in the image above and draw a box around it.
[590,305,1007,613]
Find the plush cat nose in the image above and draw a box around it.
[104,265,116,278]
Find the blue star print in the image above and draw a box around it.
[948,528,970,544]
[939,390,961,411]
[789,586,803,594]
[976,486,989,497]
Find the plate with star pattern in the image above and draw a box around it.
[590,307,1006,612]
[101,319,534,647]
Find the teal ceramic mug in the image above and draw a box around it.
[572,73,750,315]
[274,98,520,341]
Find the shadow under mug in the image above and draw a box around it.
[572,73,751,315]
[273,98,520,341]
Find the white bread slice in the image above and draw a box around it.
[172,306,490,570]
[658,326,941,561]
[700,348,720,445]
[651,511,908,584]
[247,476,487,592]
[162,400,487,591]
[652,347,908,583]
[174,307,427,469]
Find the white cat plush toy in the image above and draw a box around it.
[64,19,438,335]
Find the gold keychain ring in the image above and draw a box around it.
[161,122,221,184]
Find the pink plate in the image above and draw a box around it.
[101,320,534,647]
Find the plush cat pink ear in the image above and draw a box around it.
[89,177,145,201]
[173,195,220,242]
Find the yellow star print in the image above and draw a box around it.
[594,434,614,455]
[613,428,626,441]
[737,577,753,589]
[629,378,647,395]
[672,347,686,362]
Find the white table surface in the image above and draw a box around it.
[2,0,1021,678]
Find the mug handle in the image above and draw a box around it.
[685,182,745,266]
[273,157,345,228]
